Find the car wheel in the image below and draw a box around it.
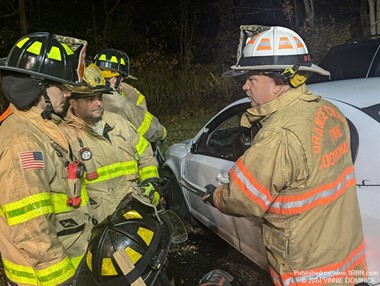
[160,168,197,226]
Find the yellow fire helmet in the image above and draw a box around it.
[62,63,112,96]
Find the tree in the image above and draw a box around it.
[367,0,380,35]
[18,0,27,35]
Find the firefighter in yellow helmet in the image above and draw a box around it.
[59,64,161,224]
[203,26,368,285]
[93,48,167,143]
[0,32,94,286]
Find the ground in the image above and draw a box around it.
[0,223,273,286]
[166,223,274,286]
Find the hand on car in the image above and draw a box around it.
[202,184,216,207]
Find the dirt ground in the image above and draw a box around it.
[0,224,273,286]
[166,224,274,286]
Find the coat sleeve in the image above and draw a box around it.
[120,99,166,143]
[213,127,307,218]
[126,122,160,184]
[0,140,72,273]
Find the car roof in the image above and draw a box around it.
[228,77,380,111]
[308,77,380,108]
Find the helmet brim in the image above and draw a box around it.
[126,74,138,80]
[62,83,112,96]
[0,58,83,85]
[223,63,330,78]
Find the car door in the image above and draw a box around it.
[180,102,268,269]
[180,106,248,250]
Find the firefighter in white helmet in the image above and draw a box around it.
[203,25,368,285]
[93,48,167,143]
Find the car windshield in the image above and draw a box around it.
[362,104,380,123]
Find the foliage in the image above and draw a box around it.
[299,16,353,63]
[131,47,243,117]
[0,0,367,117]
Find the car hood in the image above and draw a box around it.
[308,77,380,108]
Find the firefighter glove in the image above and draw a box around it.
[141,182,160,206]
[203,184,216,207]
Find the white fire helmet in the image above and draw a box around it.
[222,25,330,78]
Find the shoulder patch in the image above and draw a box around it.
[19,151,45,170]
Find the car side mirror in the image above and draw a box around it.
[190,142,198,154]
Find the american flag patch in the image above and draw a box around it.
[20,151,45,170]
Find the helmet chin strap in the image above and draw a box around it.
[115,76,122,90]
[37,81,54,120]
[41,93,53,119]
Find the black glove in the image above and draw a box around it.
[202,184,216,207]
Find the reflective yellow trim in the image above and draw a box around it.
[48,46,62,61]
[61,43,74,55]
[27,41,42,56]
[86,251,93,272]
[126,247,142,264]
[123,210,143,220]
[110,55,118,63]
[101,257,118,276]
[139,165,159,182]
[99,54,107,61]
[0,193,53,226]
[50,187,90,214]
[135,135,150,158]
[70,254,84,269]
[120,58,126,66]
[134,88,146,106]
[84,161,138,184]
[16,37,29,48]
[137,111,154,138]
[2,256,75,286]
[137,227,154,246]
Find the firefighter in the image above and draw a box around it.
[203,26,368,285]
[0,32,94,286]
[93,48,167,143]
[59,64,161,224]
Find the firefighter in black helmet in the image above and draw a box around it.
[93,48,167,143]
[0,32,94,286]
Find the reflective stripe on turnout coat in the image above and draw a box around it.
[60,109,159,223]
[0,105,93,286]
[213,85,367,285]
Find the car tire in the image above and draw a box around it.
[160,168,198,226]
